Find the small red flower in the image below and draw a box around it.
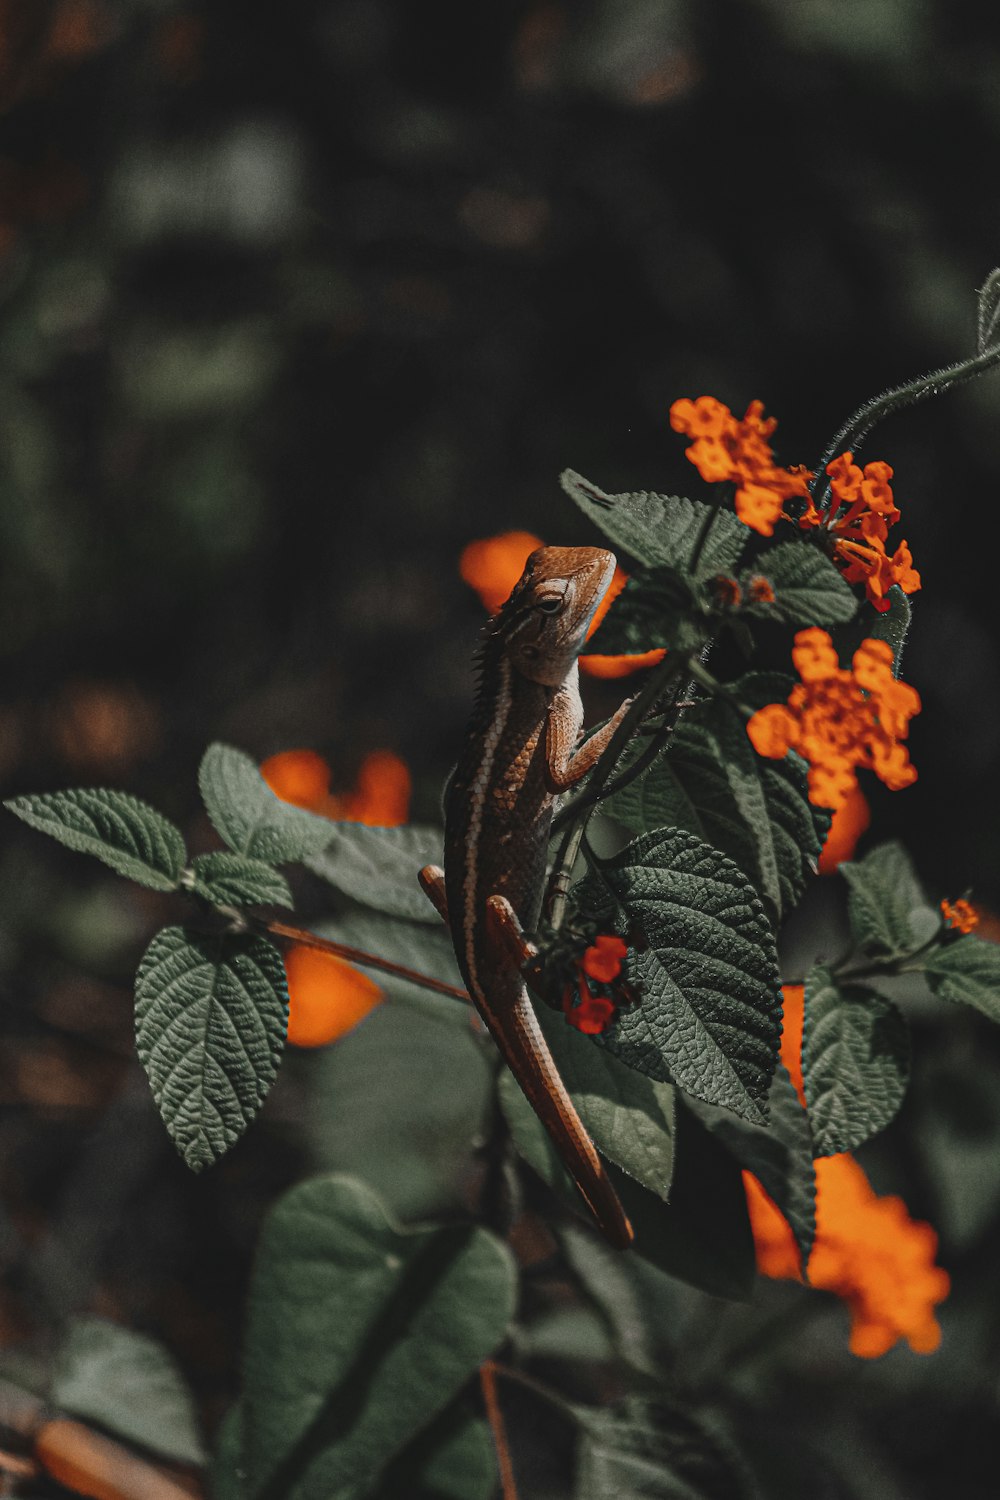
[561,932,631,1034]
[581,934,628,983]
[562,978,617,1035]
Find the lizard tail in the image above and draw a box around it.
[491,986,635,1251]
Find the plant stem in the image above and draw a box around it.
[256,916,471,1004]
[687,482,731,576]
[480,1362,519,1500]
[810,338,1000,509]
[488,1362,581,1423]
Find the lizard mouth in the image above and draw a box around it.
[574,549,619,645]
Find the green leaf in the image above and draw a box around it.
[864,584,911,673]
[559,1225,669,1378]
[840,841,938,958]
[51,1317,205,1466]
[240,1174,516,1500]
[211,1407,243,1500]
[687,1062,815,1270]
[5,788,185,891]
[585,567,708,658]
[577,1400,754,1500]
[315,908,464,1017]
[518,1304,616,1363]
[375,1407,497,1500]
[198,743,335,863]
[925,935,1000,1021]
[604,1102,756,1299]
[560,470,746,580]
[190,851,293,909]
[802,965,910,1156]
[498,1067,578,1212]
[606,684,828,926]
[745,539,857,626]
[134,926,288,1171]
[500,1003,675,1201]
[581,828,782,1124]
[304,822,445,924]
[305,990,493,1223]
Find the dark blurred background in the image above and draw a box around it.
[3,1,1000,1493]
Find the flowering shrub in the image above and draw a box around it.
[7,276,1000,1496]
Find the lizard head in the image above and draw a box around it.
[496,545,617,685]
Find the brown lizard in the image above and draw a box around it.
[419,545,635,1248]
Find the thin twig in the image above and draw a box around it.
[480,1362,519,1500]
[258,917,471,1004]
[687,482,732,577]
[810,336,1000,509]
[488,1361,581,1422]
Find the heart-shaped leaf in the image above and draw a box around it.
[134,926,288,1171]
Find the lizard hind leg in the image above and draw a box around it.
[484,894,538,969]
[418,865,450,928]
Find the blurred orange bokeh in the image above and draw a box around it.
[261,747,410,826]
[459,530,543,613]
[284,944,382,1048]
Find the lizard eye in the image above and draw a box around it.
[536,595,563,614]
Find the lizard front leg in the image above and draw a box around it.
[545,688,633,793]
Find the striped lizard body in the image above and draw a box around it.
[422,545,634,1249]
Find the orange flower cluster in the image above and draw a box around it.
[744,984,950,1357]
[562,934,628,1034]
[669,396,811,536]
[745,1162,949,1357]
[940,897,979,934]
[261,747,411,1046]
[746,628,920,810]
[261,747,411,826]
[799,452,921,613]
[459,531,666,678]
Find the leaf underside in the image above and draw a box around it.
[305,821,445,924]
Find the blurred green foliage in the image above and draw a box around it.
[4,1,1000,1495]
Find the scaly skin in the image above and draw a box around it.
[423,546,634,1249]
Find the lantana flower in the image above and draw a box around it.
[940,897,979,934]
[745,984,950,1358]
[746,628,920,810]
[669,396,812,536]
[799,451,921,613]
